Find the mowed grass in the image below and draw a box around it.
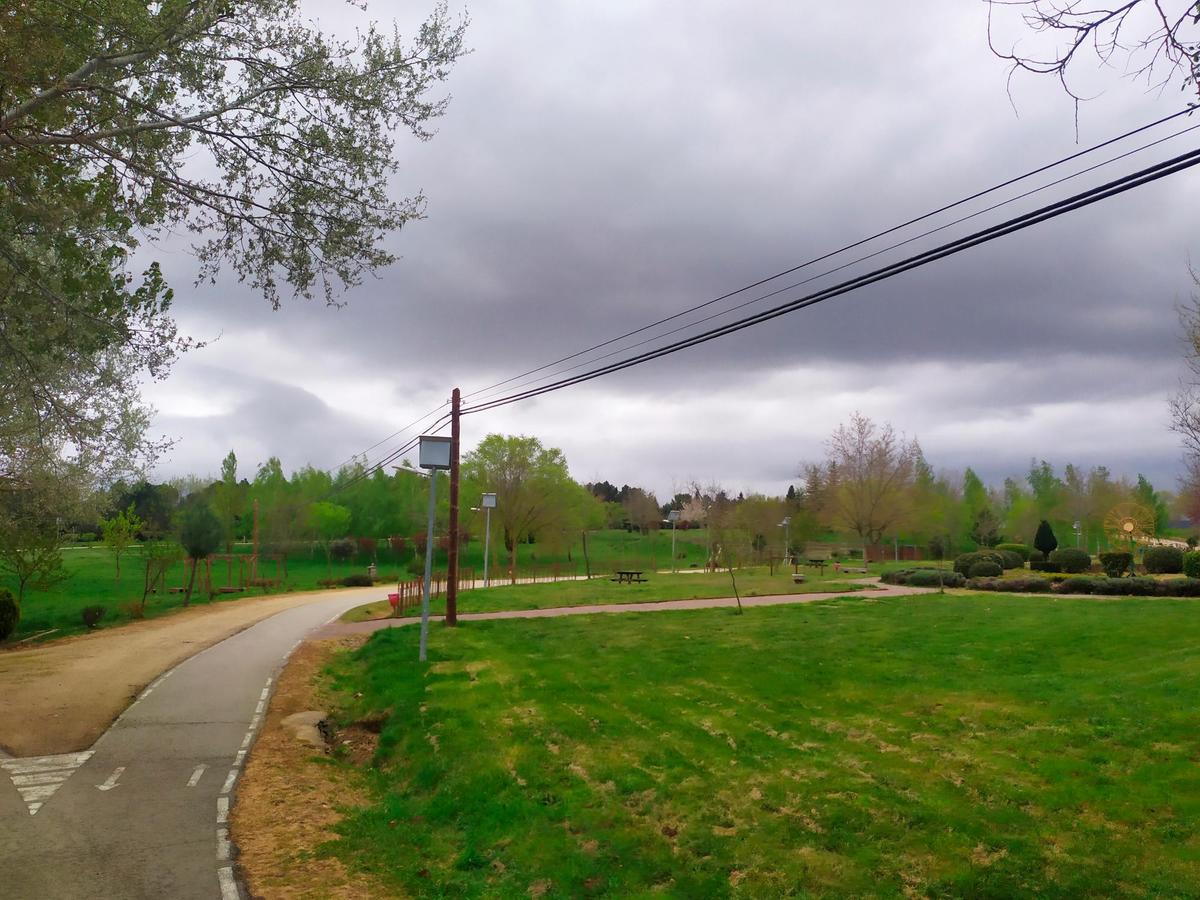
[341,567,876,622]
[324,594,1200,897]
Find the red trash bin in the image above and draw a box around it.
[387,592,400,611]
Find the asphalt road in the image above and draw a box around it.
[0,588,376,900]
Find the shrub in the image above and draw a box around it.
[969,576,1053,593]
[997,550,1024,570]
[1049,548,1090,574]
[329,538,356,563]
[1184,551,1200,579]
[1098,551,1133,578]
[1053,576,1183,596]
[953,550,1004,577]
[1034,520,1059,559]
[995,543,1031,561]
[81,605,106,629]
[905,569,965,588]
[967,560,1002,578]
[1029,560,1060,573]
[341,573,374,587]
[0,589,18,641]
[1028,548,1045,563]
[1143,546,1184,574]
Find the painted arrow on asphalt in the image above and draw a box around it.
[96,767,125,792]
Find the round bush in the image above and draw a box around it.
[0,588,18,641]
[1048,548,1091,574]
[995,543,1031,561]
[967,560,1003,578]
[1098,551,1133,578]
[1028,548,1045,563]
[997,550,1024,570]
[953,550,1005,577]
[1143,545,1184,575]
[1184,551,1200,579]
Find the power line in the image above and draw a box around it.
[463,142,1200,415]
[329,400,450,474]
[461,106,1195,404]
[464,118,1200,406]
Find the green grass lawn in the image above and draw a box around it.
[323,594,1200,897]
[1,529,723,642]
[341,567,876,622]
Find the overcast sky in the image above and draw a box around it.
[142,0,1200,499]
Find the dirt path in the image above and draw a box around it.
[314,581,935,639]
[0,587,378,757]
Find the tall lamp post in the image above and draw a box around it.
[665,510,680,573]
[417,435,451,662]
[778,516,791,563]
[481,492,497,588]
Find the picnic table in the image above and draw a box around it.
[611,570,647,584]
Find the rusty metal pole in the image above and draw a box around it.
[446,387,461,626]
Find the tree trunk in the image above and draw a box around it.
[582,530,591,579]
[727,565,743,615]
[184,558,197,606]
[510,542,518,585]
[114,553,121,582]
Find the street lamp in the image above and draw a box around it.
[417,435,451,663]
[664,510,680,573]
[481,492,497,588]
[778,516,791,562]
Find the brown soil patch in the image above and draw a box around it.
[0,589,362,757]
[232,635,389,899]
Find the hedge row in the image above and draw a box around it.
[881,568,966,588]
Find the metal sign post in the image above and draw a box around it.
[417,435,451,662]
[482,492,497,588]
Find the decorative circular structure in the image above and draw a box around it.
[1103,502,1156,545]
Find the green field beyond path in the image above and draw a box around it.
[325,594,1200,897]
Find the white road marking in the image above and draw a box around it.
[217,796,229,824]
[1,751,94,815]
[217,866,240,900]
[233,750,246,768]
[220,769,237,795]
[239,732,253,750]
[254,700,265,715]
[216,826,231,860]
[187,764,207,787]
[250,714,261,729]
[96,766,125,791]
[259,687,270,701]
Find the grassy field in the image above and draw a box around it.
[322,593,1200,897]
[0,529,723,641]
[342,566,878,622]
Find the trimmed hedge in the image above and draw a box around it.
[1028,549,1045,563]
[953,551,1004,577]
[0,588,17,641]
[881,568,965,588]
[1143,546,1184,575]
[967,561,1003,578]
[1029,560,1061,573]
[1053,576,1200,597]
[1184,551,1200,579]
[968,576,1054,593]
[995,543,1031,561]
[341,573,374,587]
[1098,551,1133,578]
[1048,548,1090,574]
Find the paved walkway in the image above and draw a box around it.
[315,581,935,639]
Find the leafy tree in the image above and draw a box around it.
[212,451,246,553]
[309,501,352,574]
[100,503,143,582]
[1,0,467,522]
[1034,519,1059,559]
[1027,459,1064,520]
[801,413,920,545]
[1134,474,1169,536]
[621,488,661,535]
[461,435,579,583]
[970,507,1003,548]
[178,503,222,605]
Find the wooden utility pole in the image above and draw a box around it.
[446,387,461,626]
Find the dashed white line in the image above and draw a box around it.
[254,700,265,715]
[220,769,238,795]
[217,866,240,900]
[250,714,261,729]
[216,826,231,860]
[217,796,229,824]
[233,749,246,768]
[187,764,207,787]
[239,732,253,750]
